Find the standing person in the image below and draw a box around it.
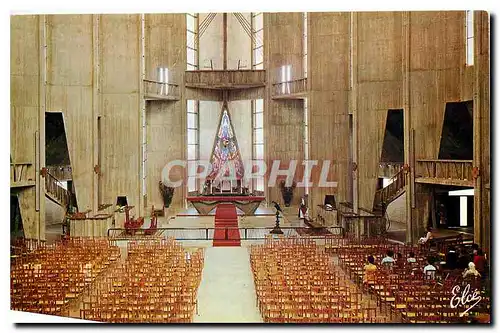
[298,194,309,219]
[473,249,486,276]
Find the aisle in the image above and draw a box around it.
[193,247,263,323]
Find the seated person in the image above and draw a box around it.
[418,226,434,245]
[363,255,377,284]
[381,250,395,267]
[407,252,417,264]
[445,246,458,270]
[423,256,437,280]
[463,262,481,279]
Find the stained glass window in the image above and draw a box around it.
[207,108,244,181]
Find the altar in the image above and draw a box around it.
[186,100,266,215]
[187,195,265,215]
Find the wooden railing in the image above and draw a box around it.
[272,78,307,97]
[374,168,406,209]
[143,79,180,99]
[46,165,72,181]
[184,70,266,89]
[10,162,34,186]
[378,162,403,178]
[415,159,473,184]
[45,172,69,208]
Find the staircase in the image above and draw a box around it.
[373,167,406,213]
[213,203,241,247]
[44,171,70,210]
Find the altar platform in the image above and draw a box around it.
[186,195,267,216]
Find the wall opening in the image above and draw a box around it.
[433,186,474,230]
[438,101,473,160]
[380,109,404,163]
[116,196,128,207]
[45,112,70,167]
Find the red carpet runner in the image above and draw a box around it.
[213,203,241,247]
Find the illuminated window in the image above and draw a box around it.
[186,13,198,70]
[187,100,199,191]
[350,12,354,89]
[252,99,265,191]
[251,13,264,69]
[303,12,308,78]
[280,65,292,94]
[466,10,474,66]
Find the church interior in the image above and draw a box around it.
[10,11,491,323]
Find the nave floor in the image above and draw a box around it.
[193,247,263,323]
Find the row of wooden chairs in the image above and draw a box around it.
[250,238,389,323]
[11,238,121,316]
[80,238,204,323]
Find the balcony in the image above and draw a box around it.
[271,78,308,99]
[184,70,266,89]
[143,79,180,101]
[11,162,35,188]
[415,159,474,187]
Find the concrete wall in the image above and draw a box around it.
[46,14,94,212]
[145,14,186,210]
[308,12,350,215]
[355,12,403,212]
[264,13,305,206]
[11,15,45,240]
